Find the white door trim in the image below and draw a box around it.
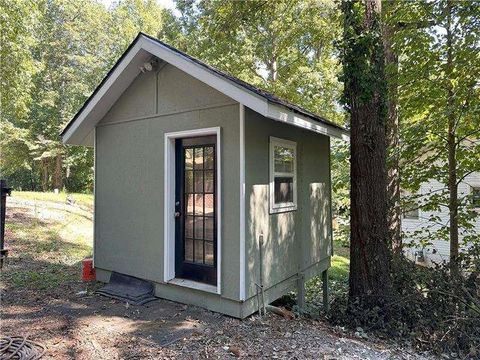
[164,127,222,295]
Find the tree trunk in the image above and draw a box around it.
[41,158,49,192]
[383,1,402,255]
[53,154,63,190]
[268,57,278,82]
[446,0,459,278]
[343,0,392,308]
[30,162,37,191]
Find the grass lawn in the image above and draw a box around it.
[331,243,350,281]
[12,190,93,210]
[304,241,349,307]
[2,191,93,292]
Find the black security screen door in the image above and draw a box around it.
[175,136,217,285]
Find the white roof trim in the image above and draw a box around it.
[62,34,348,145]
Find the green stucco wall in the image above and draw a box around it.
[95,63,241,301]
[244,108,332,301]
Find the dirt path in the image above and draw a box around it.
[1,293,429,359]
[0,195,432,359]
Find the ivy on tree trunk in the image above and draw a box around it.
[341,0,392,308]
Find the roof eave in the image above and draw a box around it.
[266,103,349,140]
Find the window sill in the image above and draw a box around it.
[168,278,219,294]
[403,217,420,221]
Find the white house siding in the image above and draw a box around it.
[402,172,480,266]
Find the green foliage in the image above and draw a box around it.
[340,0,387,116]
[0,0,38,123]
[328,254,480,356]
[0,0,39,185]
[394,0,480,246]
[0,0,164,192]
[331,139,350,246]
[160,0,345,124]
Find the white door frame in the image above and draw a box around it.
[163,127,221,294]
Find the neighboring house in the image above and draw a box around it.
[402,172,480,266]
[61,33,348,318]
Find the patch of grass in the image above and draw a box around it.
[3,264,79,290]
[6,215,91,259]
[303,242,349,312]
[3,193,93,293]
[12,191,93,210]
[330,254,350,281]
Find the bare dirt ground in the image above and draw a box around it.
[0,194,432,359]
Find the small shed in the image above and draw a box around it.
[62,33,349,318]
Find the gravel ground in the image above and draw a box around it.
[1,287,433,359]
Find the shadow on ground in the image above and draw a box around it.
[1,255,225,358]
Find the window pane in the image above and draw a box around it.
[274,146,294,173]
[401,190,419,219]
[194,217,204,239]
[205,241,214,265]
[194,148,203,169]
[205,217,214,240]
[473,188,480,208]
[194,195,204,215]
[194,240,204,263]
[185,239,193,262]
[186,194,194,215]
[185,170,193,193]
[185,216,194,238]
[204,194,214,216]
[205,146,214,169]
[404,208,419,219]
[185,148,193,170]
[274,176,294,204]
[204,170,214,193]
[194,171,204,193]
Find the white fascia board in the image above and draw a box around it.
[267,103,349,140]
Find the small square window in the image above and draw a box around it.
[401,190,419,220]
[472,187,480,208]
[404,205,419,220]
[270,137,297,213]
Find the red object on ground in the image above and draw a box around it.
[82,258,96,281]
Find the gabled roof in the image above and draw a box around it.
[61,32,349,145]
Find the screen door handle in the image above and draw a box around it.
[174,211,181,218]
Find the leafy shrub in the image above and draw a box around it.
[327,250,480,356]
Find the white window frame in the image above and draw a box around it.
[269,136,297,214]
[164,127,221,295]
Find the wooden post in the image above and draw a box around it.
[322,269,329,312]
[296,273,305,310]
